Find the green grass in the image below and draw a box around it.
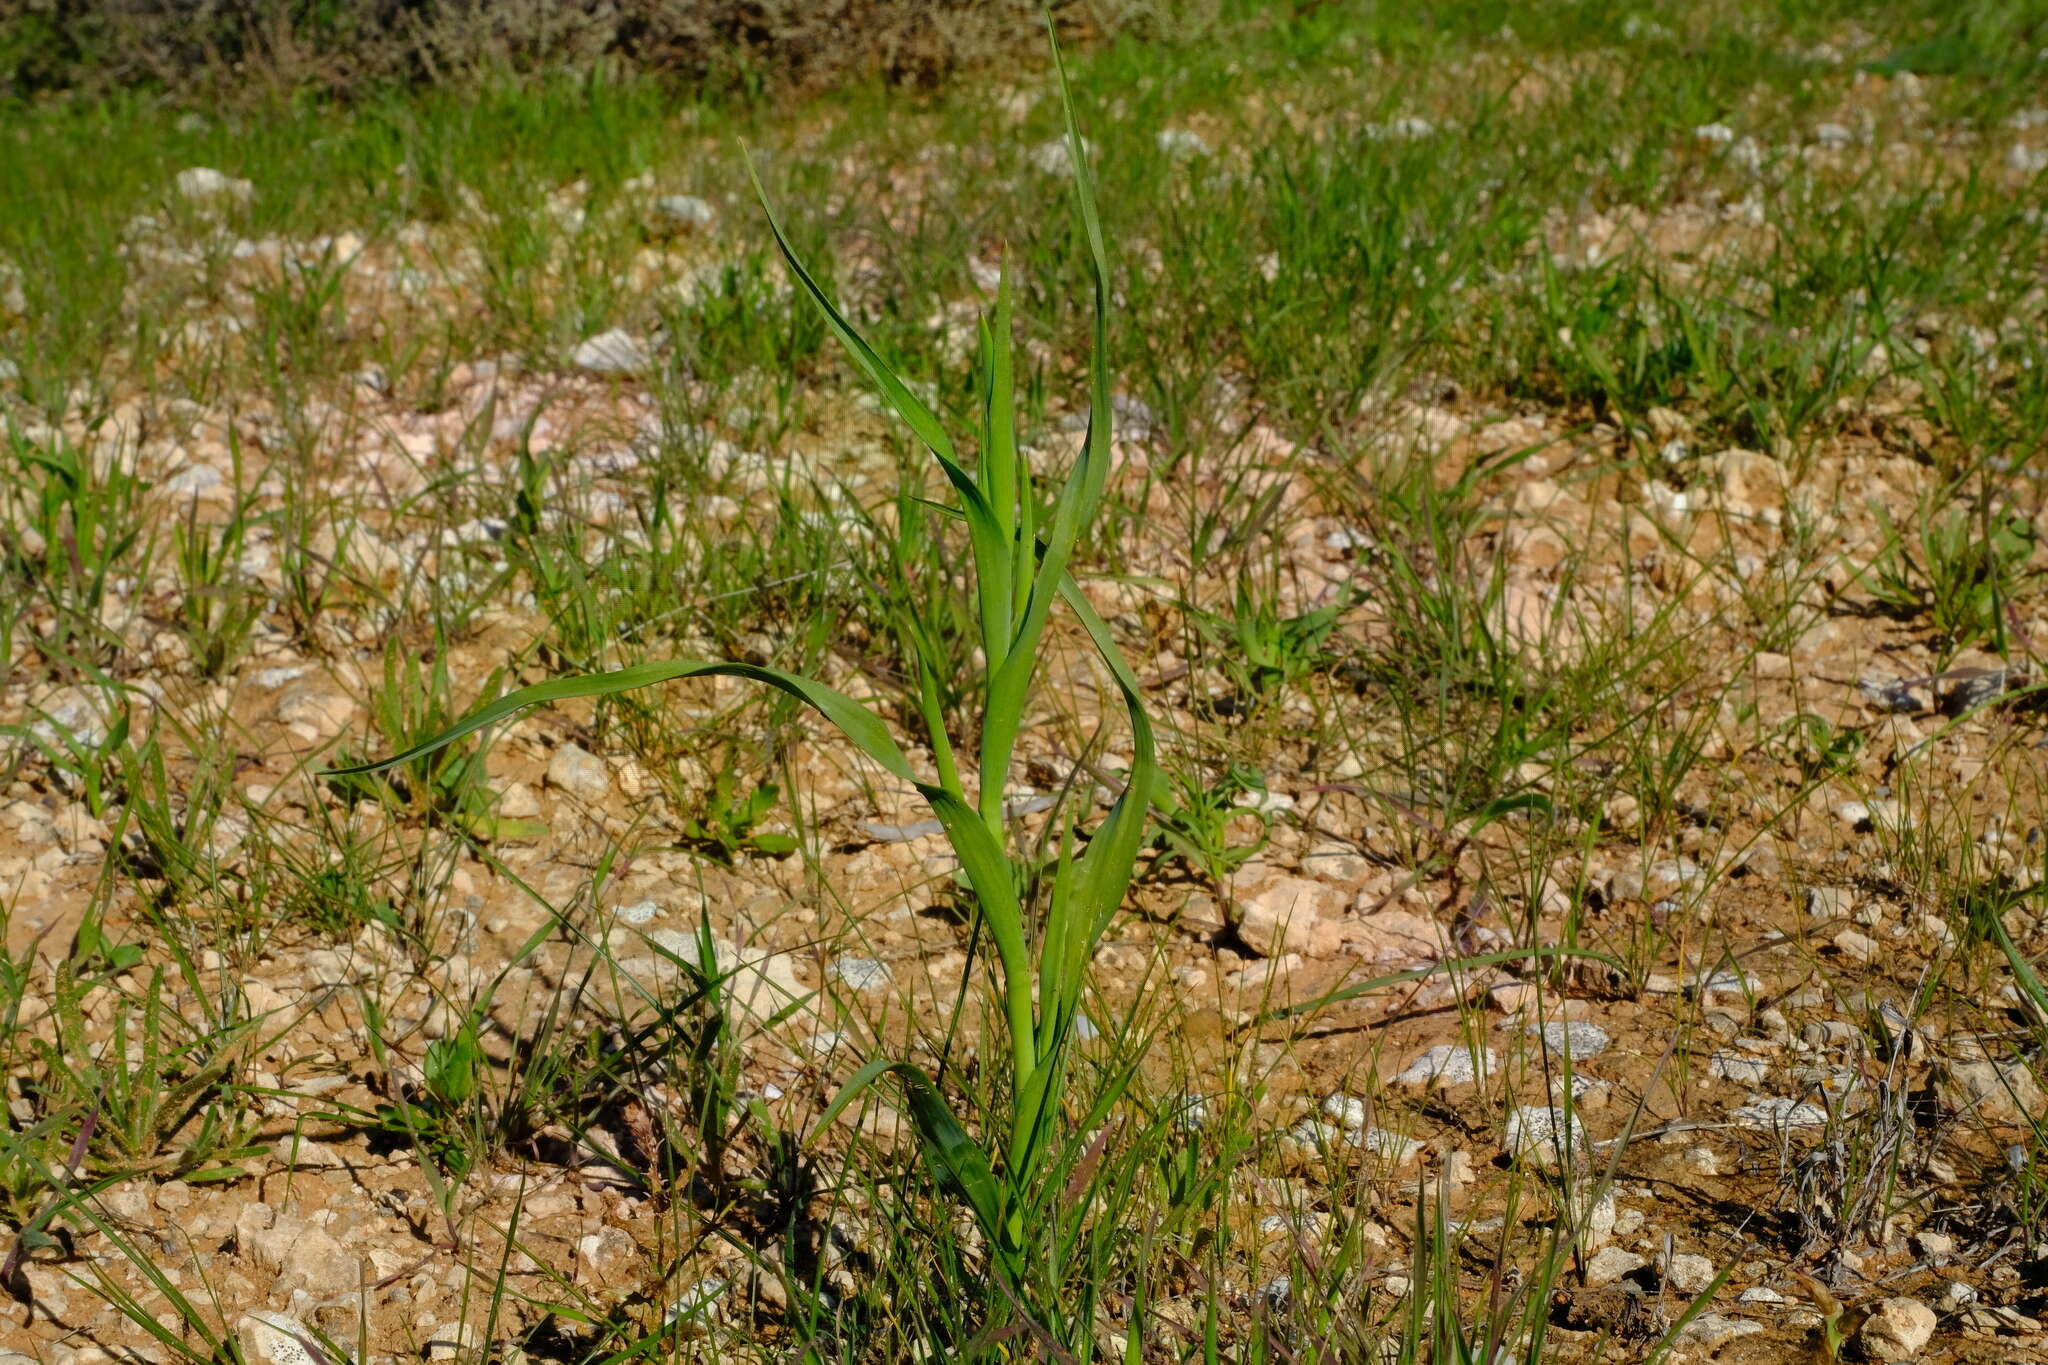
[2,1,2047,1361]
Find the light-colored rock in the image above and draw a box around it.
[1532,1019,1612,1059]
[1584,1246,1646,1286]
[1936,1057,2047,1124]
[1027,136,1095,175]
[829,956,891,991]
[1709,1051,1771,1084]
[30,684,115,748]
[1807,885,1858,918]
[237,1312,319,1365]
[1301,841,1372,884]
[499,781,542,819]
[572,328,653,375]
[1914,1230,1956,1263]
[236,1207,357,1295]
[1577,1185,1618,1249]
[1663,1252,1716,1294]
[1504,1105,1588,1168]
[1236,875,1340,957]
[1155,128,1212,158]
[1360,1128,1422,1165]
[1855,1296,1936,1362]
[164,462,225,497]
[275,685,355,740]
[1733,1098,1829,1131]
[176,167,255,205]
[1362,116,1436,140]
[1321,1093,1369,1129]
[1833,928,1879,963]
[425,1320,481,1361]
[1713,448,1788,517]
[546,742,610,801]
[1677,1313,1764,1347]
[1392,1045,1494,1088]
[1323,907,1442,964]
[273,1135,348,1169]
[651,195,716,230]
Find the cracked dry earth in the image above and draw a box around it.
[4,119,2048,1365]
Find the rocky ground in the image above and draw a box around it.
[3,12,2048,1364]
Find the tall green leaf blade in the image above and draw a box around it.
[747,152,1017,782]
[892,1062,1009,1257]
[325,660,919,786]
[812,1059,1009,1266]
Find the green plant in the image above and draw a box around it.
[29,958,264,1184]
[1,433,150,664]
[1869,504,2036,655]
[4,681,130,818]
[170,491,262,678]
[1774,710,1866,786]
[329,639,544,842]
[1147,759,1271,885]
[678,757,798,863]
[335,37,1154,1340]
[1190,582,1352,710]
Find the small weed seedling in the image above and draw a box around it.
[678,757,798,863]
[1148,760,1272,885]
[1869,503,2036,656]
[330,640,544,842]
[1191,582,1353,713]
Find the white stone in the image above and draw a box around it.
[571,328,653,375]
[1713,447,1788,517]
[425,1321,481,1361]
[1709,1051,1771,1084]
[1855,1297,1935,1362]
[1531,1019,1611,1059]
[164,462,224,496]
[1505,1105,1588,1168]
[236,1208,356,1295]
[1664,1252,1716,1293]
[1733,1097,1829,1131]
[546,742,610,801]
[1360,1128,1422,1165]
[1937,1057,2047,1124]
[830,956,891,991]
[1677,1313,1764,1347]
[272,1135,348,1168]
[275,685,354,739]
[652,195,716,229]
[237,1313,319,1365]
[1236,875,1338,957]
[499,781,542,819]
[1027,137,1094,175]
[176,167,254,205]
[1806,885,1858,918]
[1321,1093,1368,1129]
[1155,128,1212,158]
[614,899,660,926]
[1393,1045,1493,1087]
[1362,116,1436,140]
[1584,1246,1646,1286]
